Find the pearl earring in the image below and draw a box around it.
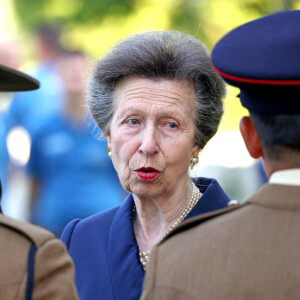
[106,145,112,159]
[190,154,199,169]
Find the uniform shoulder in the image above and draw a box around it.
[0,214,54,247]
[62,205,120,248]
[163,200,245,242]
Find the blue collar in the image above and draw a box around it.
[108,193,143,300]
[107,177,229,299]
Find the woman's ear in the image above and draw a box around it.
[192,143,201,156]
[239,116,263,159]
[106,133,112,149]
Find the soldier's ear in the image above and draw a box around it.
[239,116,263,159]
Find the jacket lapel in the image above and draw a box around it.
[108,194,145,300]
[187,178,230,219]
[107,177,230,299]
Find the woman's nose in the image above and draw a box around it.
[138,125,159,156]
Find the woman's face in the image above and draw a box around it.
[107,77,200,198]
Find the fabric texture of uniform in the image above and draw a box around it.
[61,177,230,300]
[141,183,300,300]
[0,213,78,300]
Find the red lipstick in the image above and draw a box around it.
[134,167,161,181]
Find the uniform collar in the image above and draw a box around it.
[269,168,300,186]
[246,183,300,210]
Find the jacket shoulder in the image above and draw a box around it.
[163,201,245,242]
[62,205,120,246]
[0,214,54,246]
[73,205,119,229]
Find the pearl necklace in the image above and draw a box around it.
[139,182,201,269]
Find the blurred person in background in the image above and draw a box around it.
[5,23,65,140]
[0,40,20,70]
[61,31,231,300]
[2,23,65,220]
[141,10,300,300]
[0,63,78,300]
[0,39,22,208]
[27,50,124,237]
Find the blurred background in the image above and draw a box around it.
[0,0,298,235]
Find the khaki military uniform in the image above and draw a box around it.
[141,183,300,300]
[0,214,78,300]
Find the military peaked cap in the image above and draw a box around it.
[212,10,300,114]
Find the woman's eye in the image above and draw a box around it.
[127,119,140,125]
[167,122,178,129]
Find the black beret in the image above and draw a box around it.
[0,64,40,92]
[212,10,300,114]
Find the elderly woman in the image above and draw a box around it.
[61,31,230,300]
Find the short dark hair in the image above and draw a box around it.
[36,23,63,52]
[250,112,300,160]
[87,31,226,148]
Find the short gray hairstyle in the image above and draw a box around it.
[87,31,226,148]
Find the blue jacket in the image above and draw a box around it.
[61,177,230,300]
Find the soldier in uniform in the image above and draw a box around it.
[0,64,78,300]
[141,10,300,300]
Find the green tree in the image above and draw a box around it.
[13,0,298,52]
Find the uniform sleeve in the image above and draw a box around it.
[32,237,78,300]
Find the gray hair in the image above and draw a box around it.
[87,31,226,148]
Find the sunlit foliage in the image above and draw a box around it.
[12,0,298,130]
[13,0,297,51]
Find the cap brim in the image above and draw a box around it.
[0,64,40,92]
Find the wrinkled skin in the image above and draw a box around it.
[107,77,200,202]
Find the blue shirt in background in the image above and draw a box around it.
[5,62,63,138]
[27,114,125,237]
